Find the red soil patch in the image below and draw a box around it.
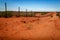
[0,13,60,40]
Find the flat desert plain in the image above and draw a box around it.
[0,13,60,40]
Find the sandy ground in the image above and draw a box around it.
[0,13,60,40]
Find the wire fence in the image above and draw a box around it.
[0,2,60,18]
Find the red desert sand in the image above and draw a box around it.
[0,13,60,40]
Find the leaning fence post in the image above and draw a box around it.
[5,2,7,17]
[31,10,32,17]
[18,7,20,17]
[26,9,27,17]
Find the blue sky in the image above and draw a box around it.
[0,0,60,12]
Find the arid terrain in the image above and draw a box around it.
[0,13,60,40]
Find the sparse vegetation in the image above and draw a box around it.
[0,12,60,18]
[56,12,60,18]
[41,12,48,15]
[0,12,3,17]
[0,11,13,18]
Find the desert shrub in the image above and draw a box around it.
[16,15,20,17]
[26,13,32,17]
[41,12,48,15]
[0,13,1,17]
[3,11,13,18]
[18,13,26,17]
[0,12,5,17]
[0,12,2,17]
[31,12,35,17]
[16,12,35,17]
[7,11,13,17]
[28,12,35,17]
[56,12,60,18]
[16,13,20,17]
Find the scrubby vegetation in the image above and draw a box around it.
[16,12,35,17]
[0,11,13,18]
[40,12,48,15]
[0,12,60,18]
[56,12,60,18]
